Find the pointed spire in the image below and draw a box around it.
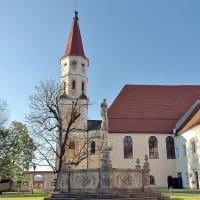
[63,11,87,60]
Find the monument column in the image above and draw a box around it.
[100,99,112,169]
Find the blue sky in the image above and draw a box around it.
[1,0,200,124]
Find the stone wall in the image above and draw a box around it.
[58,164,150,193]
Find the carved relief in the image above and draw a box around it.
[76,173,95,187]
[117,174,132,186]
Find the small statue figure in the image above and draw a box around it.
[100,99,109,150]
[101,99,108,121]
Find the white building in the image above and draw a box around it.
[107,85,200,189]
[58,11,200,189]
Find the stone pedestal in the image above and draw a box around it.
[142,154,150,192]
[100,148,112,169]
[44,155,156,200]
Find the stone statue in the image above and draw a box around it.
[101,98,108,121]
[100,99,109,156]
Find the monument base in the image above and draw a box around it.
[44,156,169,200]
[44,191,169,200]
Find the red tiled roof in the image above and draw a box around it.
[63,11,87,60]
[108,85,200,133]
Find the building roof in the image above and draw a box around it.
[108,85,200,134]
[87,120,101,131]
[63,11,87,60]
[176,100,200,134]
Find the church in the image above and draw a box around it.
[58,10,200,190]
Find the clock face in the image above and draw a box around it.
[70,59,77,71]
[71,59,77,66]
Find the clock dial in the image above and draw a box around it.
[71,59,77,66]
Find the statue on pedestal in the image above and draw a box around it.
[100,99,112,169]
[101,98,108,121]
[100,99,109,149]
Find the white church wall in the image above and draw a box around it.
[108,133,176,188]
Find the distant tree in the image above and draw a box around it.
[0,99,9,128]
[0,121,36,187]
[27,79,94,190]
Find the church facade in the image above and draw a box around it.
[107,85,200,189]
[59,11,200,190]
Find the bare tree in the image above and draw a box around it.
[27,79,95,190]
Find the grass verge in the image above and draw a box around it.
[0,192,49,200]
[170,196,200,200]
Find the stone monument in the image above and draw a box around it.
[44,99,170,199]
[100,99,112,169]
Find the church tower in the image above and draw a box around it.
[60,11,89,130]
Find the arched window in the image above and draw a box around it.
[149,175,155,185]
[123,136,133,159]
[72,80,76,90]
[91,141,95,154]
[63,81,66,91]
[69,141,75,149]
[149,136,159,159]
[82,82,85,92]
[166,136,175,159]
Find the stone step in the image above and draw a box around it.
[44,192,169,200]
[45,198,163,200]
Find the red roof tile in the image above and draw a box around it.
[63,11,87,60]
[108,85,200,133]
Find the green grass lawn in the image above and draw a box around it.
[152,189,200,200]
[160,189,200,200]
[0,198,47,200]
[170,196,200,200]
[1,195,200,200]
[0,193,49,200]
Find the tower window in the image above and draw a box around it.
[82,82,85,92]
[123,136,133,159]
[69,141,75,149]
[63,82,66,91]
[91,141,95,154]
[81,64,86,73]
[149,136,159,159]
[72,80,76,90]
